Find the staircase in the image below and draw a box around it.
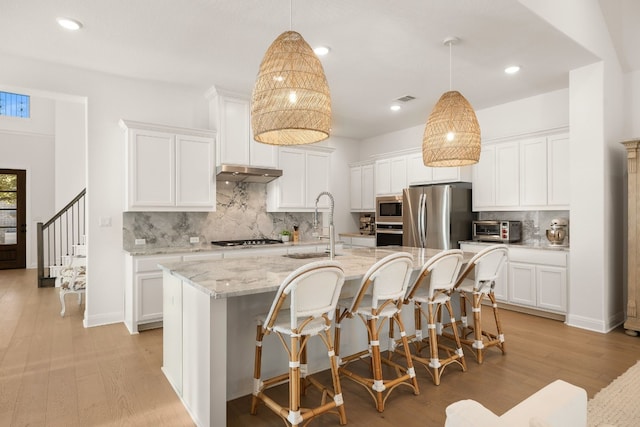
[37,189,86,288]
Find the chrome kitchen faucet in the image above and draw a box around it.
[314,191,335,260]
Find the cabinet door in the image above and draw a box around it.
[361,164,375,211]
[175,135,214,207]
[390,156,407,194]
[547,134,570,207]
[276,148,306,208]
[537,266,567,312]
[163,272,183,394]
[350,166,363,210]
[129,129,175,208]
[375,159,391,195]
[472,145,495,209]
[508,262,536,307]
[352,236,376,247]
[250,139,278,168]
[137,272,164,323]
[432,166,459,182]
[407,153,433,185]
[306,151,331,208]
[495,141,520,206]
[218,97,250,165]
[520,137,547,206]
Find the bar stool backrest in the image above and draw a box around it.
[406,249,464,300]
[457,245,508,292]
[263,260,345,331]
[349,252,414,312]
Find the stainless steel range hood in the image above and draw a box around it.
[216,164,283,183]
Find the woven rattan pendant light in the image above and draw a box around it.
[251,2,331,146]
[423,37,481,167]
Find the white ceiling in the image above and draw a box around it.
[0,0,636,139]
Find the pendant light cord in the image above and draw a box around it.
[289,0,292,30]
[449,40,453,91]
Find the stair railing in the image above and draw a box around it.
[37,189,86,287]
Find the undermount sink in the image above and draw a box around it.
[283,252,341,260]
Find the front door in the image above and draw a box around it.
[0,169,26,269]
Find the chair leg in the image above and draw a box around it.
[488,292,506,355]
[250,325,264,415]
[426,301,441,385]
[324,328,347,425]
[59,290,66,317]
[445,299,467,372]
[394,313,420,393]
[472,291,485,364]
[368,317,386,412]
[288,335,302,426]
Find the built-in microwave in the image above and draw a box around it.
[472,220,522,243]
[375,195,403,224]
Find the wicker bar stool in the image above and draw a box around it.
[394,249,466,385]
[334,252,419,412]
[251,260,347,426]
[445,244,508,364]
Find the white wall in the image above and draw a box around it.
[0,131,55,268]
[629,70,640,139]
[0,52,209,327]
[55,100,86,210]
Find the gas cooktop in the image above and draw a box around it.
[211,238,282,247]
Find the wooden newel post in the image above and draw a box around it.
[622,140,640,336]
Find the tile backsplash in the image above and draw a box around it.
[123,182,316,250]
[478,210,570,245]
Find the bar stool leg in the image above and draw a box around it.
[368,317,385,412]
[472,291,485,364]
[323,328,347,425]
[288,335,302,426]
[426,301,441,385]
[488,291,506,355]
[251,324,264,415]
[395,313,420,393]
[445,299,467,372]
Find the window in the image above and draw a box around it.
[0,91,30,118]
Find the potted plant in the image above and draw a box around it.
[280,230,291,242]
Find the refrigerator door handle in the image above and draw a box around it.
[419,192,427,248]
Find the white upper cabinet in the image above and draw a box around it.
[472,131,569,211]
[390,156,407,194]
[547,133,570,206]
[350,163,375,211]
[407,152,433,185]
[520,137,547,206]
[267,145,333,212]
[121,120,215,211]
[207,87,277,168]
[495,141,520,206]
[473,145,496,208]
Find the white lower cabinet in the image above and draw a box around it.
[461,243,568,314]
[162,272,183,394]
[507,247,567,313]
[341,235,376,248]
[125,254,182,334]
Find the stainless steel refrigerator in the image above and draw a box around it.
[402,183,474,249]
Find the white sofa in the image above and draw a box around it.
[444,379,587,427]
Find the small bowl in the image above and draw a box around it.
[546,228,566,245]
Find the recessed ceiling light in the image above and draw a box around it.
[390,105,401,112]
[57,17,83,31]
[504,65,521,75]
[314,46,330,56]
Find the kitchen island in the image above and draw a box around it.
[159,246,465,427]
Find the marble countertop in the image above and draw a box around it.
[459,240,570,251]
[159,246,469,299]
[123,239,331,256]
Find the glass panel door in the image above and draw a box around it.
[0,170,26,269]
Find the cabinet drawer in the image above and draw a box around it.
[508,248,567,267]
[135,255,182,272]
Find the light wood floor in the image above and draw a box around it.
[2,268,640,426]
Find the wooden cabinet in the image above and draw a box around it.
[121,120,216,211]
[267,146,333,212]
[622,140,640,335]
[207,87,277,168]
[350,163,375,211]
[472,131,569,211]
